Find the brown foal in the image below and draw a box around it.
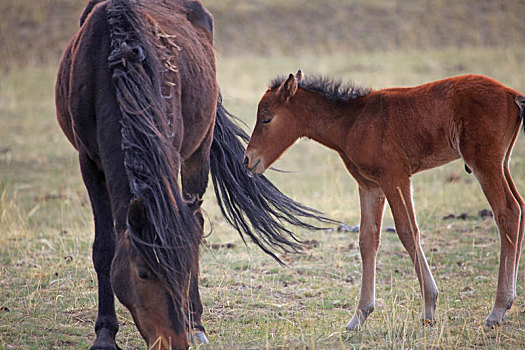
[244,70,525,329]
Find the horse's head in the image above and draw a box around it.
[111,198,200,350]
[245,70,304,174]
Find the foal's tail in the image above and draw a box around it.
[209,93,337,263]
[517,95,525,133]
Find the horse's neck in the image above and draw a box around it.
[296,91,360,152]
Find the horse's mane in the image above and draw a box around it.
[270,74,372,102]
[107,0,200,303]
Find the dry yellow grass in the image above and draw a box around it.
[1,46,525,348]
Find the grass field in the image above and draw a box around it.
[1,46,525,349]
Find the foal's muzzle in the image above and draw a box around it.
[243,150,265,174]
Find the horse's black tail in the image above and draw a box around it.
[209,93,337,263]
[107,0,200,301]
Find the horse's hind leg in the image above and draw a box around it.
[181,129,213,344]
[346,186,386,330]
[471,162,520,327]
[186,202,209,344]
[181,127,212,202]
[381,177,439,324]
[79,153,120,350]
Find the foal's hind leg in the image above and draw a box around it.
[79,154,120,350]
[472,163,520,327]
[504,146,525,295]
[381,177,439,324]
[346,186,386,330]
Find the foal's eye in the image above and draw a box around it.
[262,117,273,124]
[136,268,152,281]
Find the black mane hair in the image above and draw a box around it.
[107,0,200,303]
[270,74,372,102]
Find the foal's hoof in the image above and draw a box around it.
[486,319,501,329]
[486,314,503,329]
[420,318,436,327]
[486,304,510,328]
[345,315,366,331]
[188,330,209,345]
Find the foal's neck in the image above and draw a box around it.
[294,89,363,152]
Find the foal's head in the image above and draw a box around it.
[111,198,201,350]
[244,70,304,174]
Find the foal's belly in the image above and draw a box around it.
[409,148,460,174]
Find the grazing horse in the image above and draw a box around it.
[245,70,525,329]
[55,2,332,349]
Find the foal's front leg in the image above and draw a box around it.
[346,186,386,330]
[382,177,439,324]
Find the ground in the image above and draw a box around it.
[1,46,524,349]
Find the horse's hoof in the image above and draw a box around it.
[90,342,120,350]
[188,330,209,344]
[90,328,120,350]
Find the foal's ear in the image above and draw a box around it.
[127,198,146,233]
[295,69,303,82]
[278,73,298,102]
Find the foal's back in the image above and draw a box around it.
[359,74,522,174]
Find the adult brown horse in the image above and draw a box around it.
[55,2,332,349]
[245,70,525,330]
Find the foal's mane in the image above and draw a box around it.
[270,74,372,102]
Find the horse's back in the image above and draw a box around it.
[57,0,217,161]
[56,0,114,159]
[136,1,217,158]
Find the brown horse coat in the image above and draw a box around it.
[245,71,525,329]
[56,3,333,349]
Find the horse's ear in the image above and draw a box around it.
[296,69,303,82]
[278,73,298,102]
[128,198,146,233]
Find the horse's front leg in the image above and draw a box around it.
[79,153,121,350]
[346,186,386,330]
[381,177,439,324]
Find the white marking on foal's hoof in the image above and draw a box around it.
[345,311,368,331]
[346,305,374,331]
[188,331,209,345]
[345,318,363,331]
